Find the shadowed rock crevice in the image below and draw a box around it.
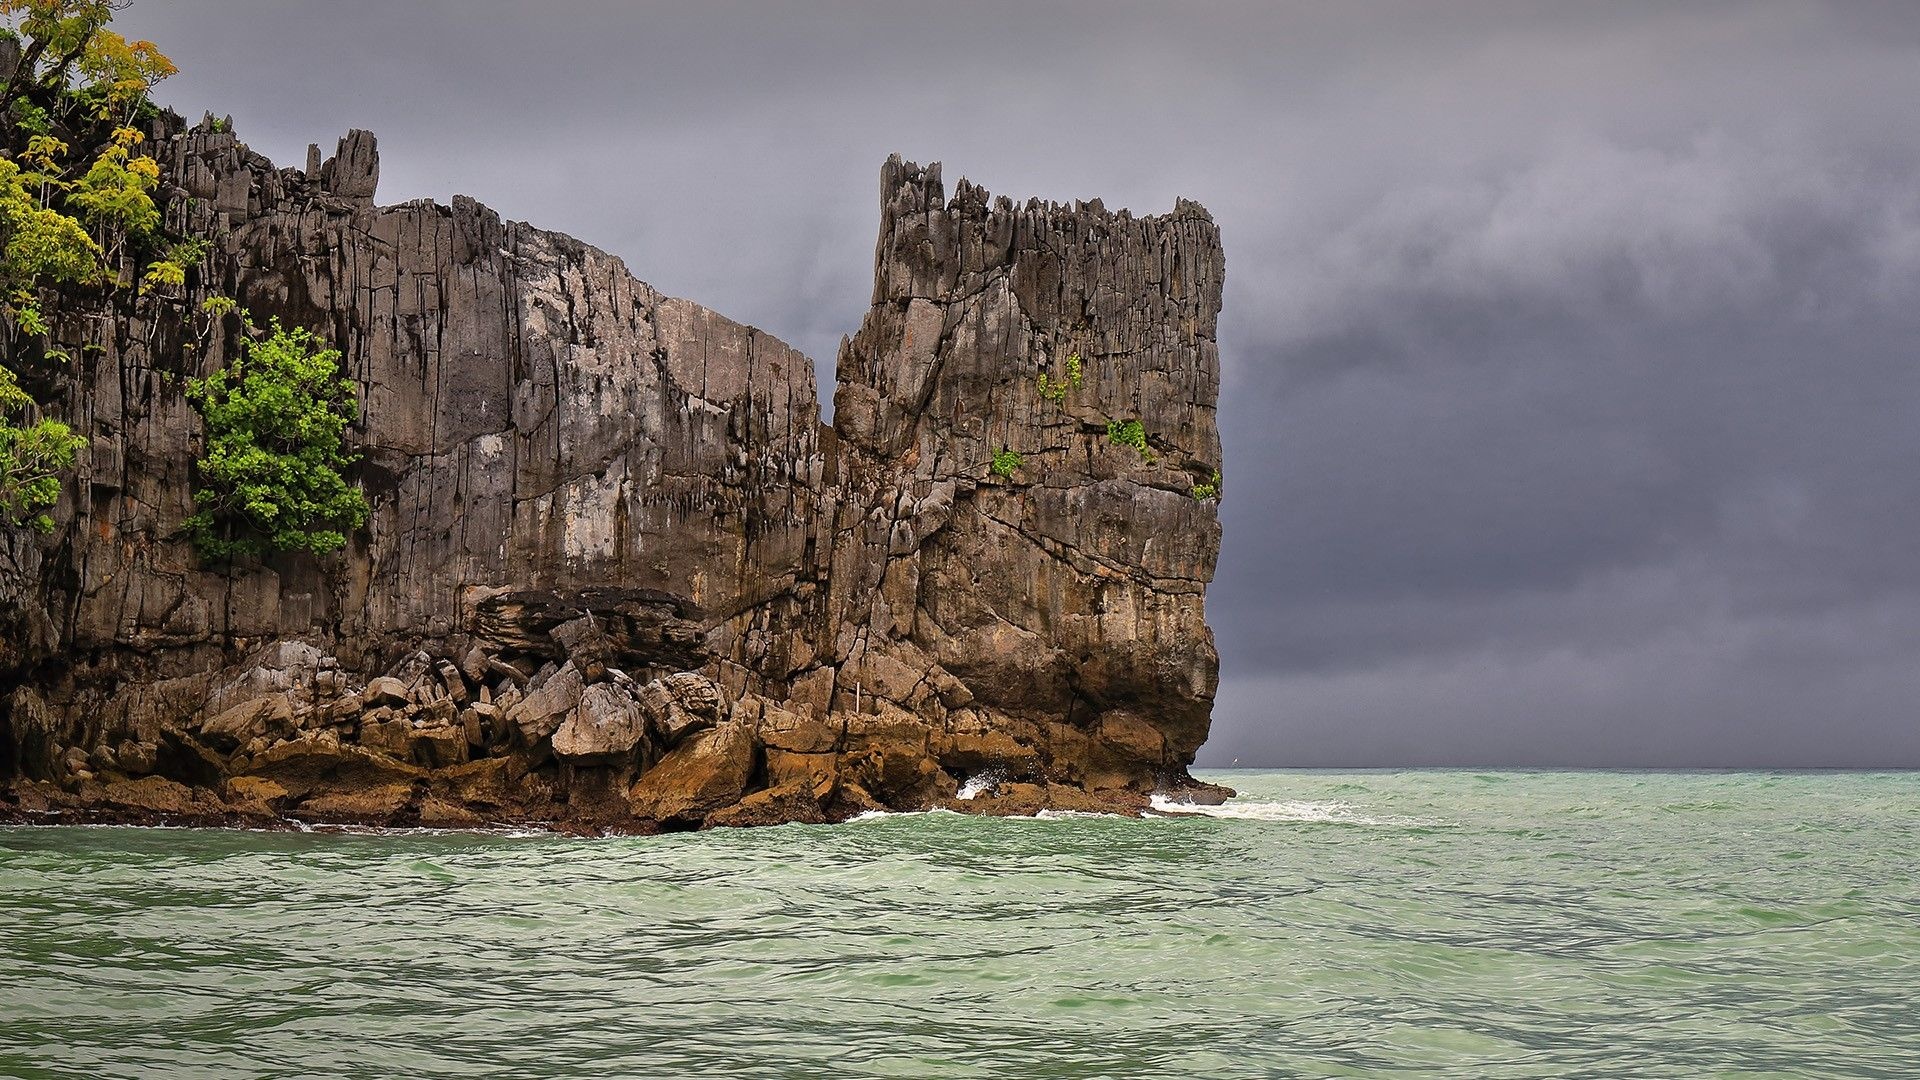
[0,121,1229,830]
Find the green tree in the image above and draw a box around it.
[0,152,100,332]
[0,140,95,531]
[1,2,175,128]
[0,1,179,535]
[0,362,79,528]
[65,124,159,263]
[185,320,369,560]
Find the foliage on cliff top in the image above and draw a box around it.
[0,2,175,129]
[185,319,369,561]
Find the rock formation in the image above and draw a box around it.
[0,113,1228,831]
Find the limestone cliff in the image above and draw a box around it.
[0,114,1227,830]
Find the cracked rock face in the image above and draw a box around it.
[827,157,1224,774]
[0,120,1227,831]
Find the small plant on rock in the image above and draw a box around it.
[1036,352,1083,403]
[1191,470,1221,501]
[1105,417,1155,463]
[139,236,206,295]
[990,447,1022,479]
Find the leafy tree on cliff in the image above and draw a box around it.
[0,0,177,531]
[0,1,174,130]
[184,319,369,560]
[0,358,79,528]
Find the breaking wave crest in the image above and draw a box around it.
[1149,794,1445,827]
[956,771,1006,801]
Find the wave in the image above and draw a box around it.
[845,807,968,823]
[956,770,1007,801]
[1149,795,1446,827]
[845,806,1135,824]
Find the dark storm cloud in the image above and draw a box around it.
[114,2,1920,766]
[1209,127,1920,766]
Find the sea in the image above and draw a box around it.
[2,769,1915,1078]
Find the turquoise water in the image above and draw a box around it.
[2,770,1916,1078]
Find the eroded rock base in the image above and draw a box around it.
[2,622,1231,833]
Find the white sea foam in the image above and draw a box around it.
[1149,795,1445,827]
[1031,808,1130,821]
[956,770,1006,801]
[846,807,969,823]
[845,806,1132,824]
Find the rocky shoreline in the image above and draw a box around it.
[1,114,1228,831]
[2,636,1233,834]
[2,780,1234,836]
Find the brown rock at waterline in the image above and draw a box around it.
[766,749,838,801]
[627,721,755,824]
[224,776,290,817]
[241,737,424,802]
[417,796,486,828]
[1159,779,1235,807]
[295,783,416,822]
[949,783,1150,818]
[99,776,228,817]
[705,784,830,829]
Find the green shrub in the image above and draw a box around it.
[9,99,48,135]
[184,320,368,560]
[1191,470,1221,501]
[139,237,206,294]
[1036,352,1083,403]
[990,447,1022,478]
[1105,417,1154,463]
[0,365,82,530]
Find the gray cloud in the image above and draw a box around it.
[114,1,1920,765]
[1214,127,1920,765]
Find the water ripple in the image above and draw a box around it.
[3,770,1918,1077]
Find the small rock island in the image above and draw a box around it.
[0,107,1229,830]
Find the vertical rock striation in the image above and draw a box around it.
[818,157,1225,808]
[0,121,1226,830]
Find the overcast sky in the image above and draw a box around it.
[118,1,1920,767]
